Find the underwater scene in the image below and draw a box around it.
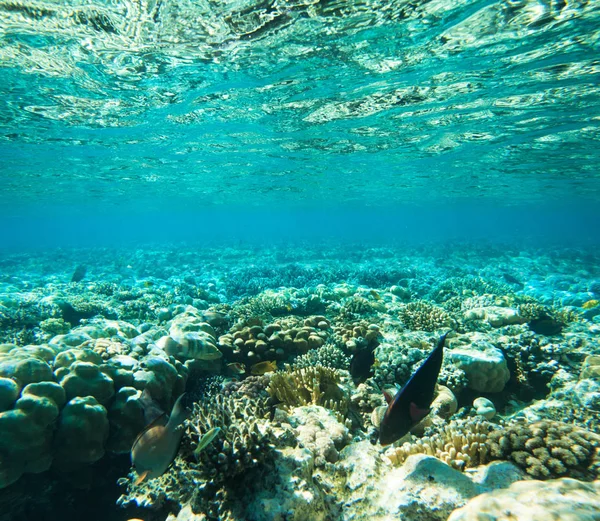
[1,0,600,520]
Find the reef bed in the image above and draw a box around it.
[0,242,599,521]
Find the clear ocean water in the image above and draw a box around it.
[1,0,599,248]
[1,1,600,521]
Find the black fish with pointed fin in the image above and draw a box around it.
[349,346,375,383]
[379,332,448,446]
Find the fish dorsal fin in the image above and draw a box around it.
[410,402,430,423]
[131,412,168,453]
[383,390,394,404]
[166,393,191,431]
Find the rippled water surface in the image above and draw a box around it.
[0,0,599,217]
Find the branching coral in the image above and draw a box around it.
[183,395,274,484]
[267,366,349,418]
[293,344,349,370]
[384,418,496,471]
[399,301,454,331]
[488,420,600,480]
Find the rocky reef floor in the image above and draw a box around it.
[0,241,599,521]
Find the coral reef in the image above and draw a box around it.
[184,394,275,484]
[1,243,600,519]
[399,301,455,331]
[488,420,600,479]
[293,344,349,370]
[448,337,510,393]
[218,316,329,367]
[286,405,350,466]
[384,418,496,471]
[267,365,349,418]
[331,320,380,353]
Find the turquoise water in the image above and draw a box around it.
[2,2,600,521]
[1,0,600,247]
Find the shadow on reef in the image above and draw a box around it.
[0,453,155,521]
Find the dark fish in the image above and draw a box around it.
[131,393,191,485]
[349,346,375,384]
[528,315,563,336]
[379,332,448,446]
[71,264,87,283]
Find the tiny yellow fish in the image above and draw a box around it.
[131,393,190,486]
[370,290,382,301]
[250,360,277,375]
[583,300,599,310]
[193,427,221,459]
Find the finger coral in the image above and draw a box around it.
[293,344,350,370]
[488,420,600,480]
[184,394,275,484]
[384,418,496,471]
[399,301,455,332]
[267,365,349,418]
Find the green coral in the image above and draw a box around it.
[430,276,514,304]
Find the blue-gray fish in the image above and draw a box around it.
[379,332,448,446]
[131,393,190,485]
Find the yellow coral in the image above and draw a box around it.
[384,418,495,471]
[267,366,348,417]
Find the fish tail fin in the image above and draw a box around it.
[167,393,191,430]
[134,470,150,486]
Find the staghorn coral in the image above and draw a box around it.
[183,394,275,484]
[488,420,600,480]
[399,301,455,332]
[384,418,496,471]
[293,344,350,370]
[267,365,349,418]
